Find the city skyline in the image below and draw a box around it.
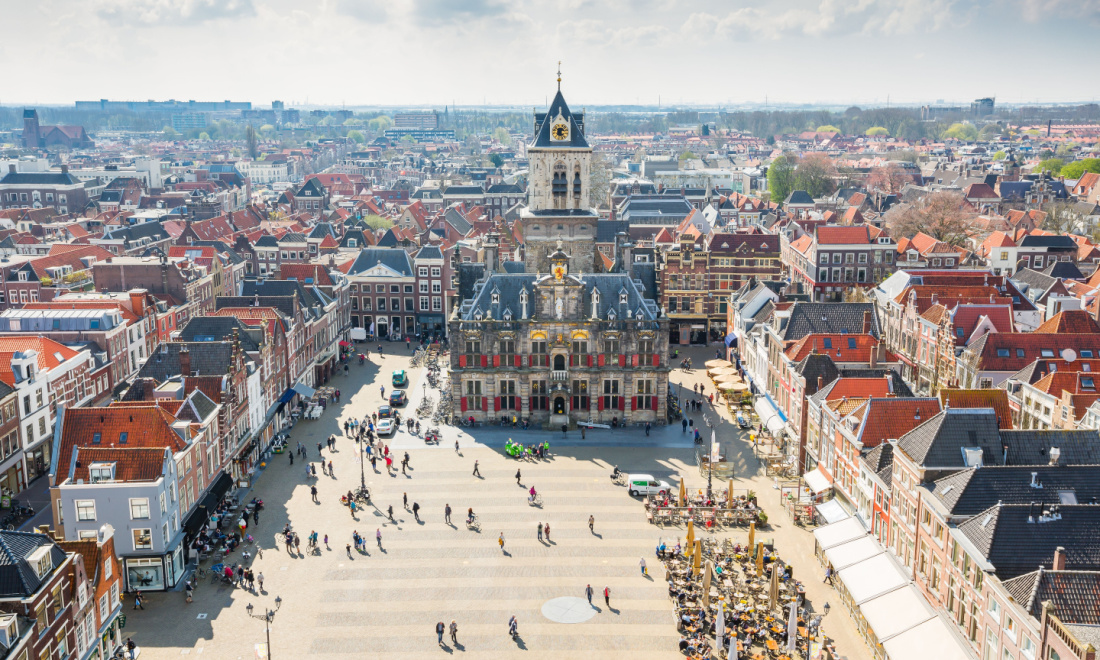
[3,0,1098,107]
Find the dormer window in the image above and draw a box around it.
[89,463,115,482]
[27,546,52,579]
[491,292,500,305]
[474,311,483,321]
[620,292,628,305]
[503,310,513,321]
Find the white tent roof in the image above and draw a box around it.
[836,553,908,604]
[882,617,975,660]
[860,585,937,644]
[803,468,833,494]
[815,499,850,524]
[812,516,867,550]
[824,536,884,571]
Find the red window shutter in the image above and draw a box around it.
[632,355,639,367]
[598,355,605,367]
[494,397,500,411]
[631,396,637,411]
[492,355,500,367]
[651,396,658,410]
[460,397,468,412]
[598,397,604,411]
[481,355,488,368]
[652,354,659,367]
[514,355,521,367]
[588,355,594,367]
[619,355,626,367]
[459,355,467,368]
[619,397,626,411]
[481,398,487,412]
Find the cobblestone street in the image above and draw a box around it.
[124,344,872,659]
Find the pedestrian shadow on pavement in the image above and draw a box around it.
[608,606,620,615]
[591,532,603,539]
[453,641,465,652]
[513,636,527,650]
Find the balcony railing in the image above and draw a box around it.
[551,370,568,382]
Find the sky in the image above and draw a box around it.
[2,0,1098,108]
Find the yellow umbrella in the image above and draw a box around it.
[706,359,732,368]
[768,561,780,610]
[693,540,702,575]
[678,479,686,507]
[686,520,695,550]
[748,521,756,549]
[727,479,734,509]
[755,542,764,573]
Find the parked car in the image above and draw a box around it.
[377,418,395,436]
[627,474,671,497]
[389,390,407,406]
[392,370,408,387]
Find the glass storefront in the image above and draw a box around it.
[126,557,165,591]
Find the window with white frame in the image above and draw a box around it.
[132,528,152,550]
[76,500,96,521]
[130,498,150,519]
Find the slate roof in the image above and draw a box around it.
[136,341,235,381]
[531,89,589,149]
[1003,569,1100,623]
[784,190,815,206]
[458,272,659,322]
[486,183,523,194]
[957,504,1100,579]
[861,443,894,487]
[443,185,485,196]
[596,219,630,244]
[414,245,443,261]
[0,171,81,186]
[1044,261,1085,280]
[779,302,880,341]
[307,223,336,240]
[1019,234,1078,249]
[928,465,1100,516]
[101,220,172,246]
[443,206,473,236]
[177,316,262,352]
[0,531,68,598]
[794,353,841,393]
[346,248,415,277]
[278,232,307,244]
[241,279,330,311]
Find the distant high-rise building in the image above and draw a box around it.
[394,112,439,130]
[971,97,995,117]
[171,113,208,132]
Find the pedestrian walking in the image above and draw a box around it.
[289,451,294,465]
[317,441,323,455]
[380,385,385,398]
[589,515,595,533]
[444,504,452,525]
[561,423,567,437]
[376,528,382,548]
[454,439,460,453]
[472,460,481,477]
[449,620,458,645]
[185,580,193,603]
[412,502,420,522]
[407,337,411,350]
[323,535,328,548]
[385,455,392,473]
[387,505,394,522]
[640,558,647,576]
[403,492,408,509]
[498,533,505,551]
[258,572,264,591]
[537,522,543,542]
[126,638,137,659]
[328,460,333,476]
[516,469,522,486]
[586,584,594,605]
[371,455,377,471]
[346,543,352,557]
[544,522,550,541]
[581,425,586,439]
[436,621,445,646]
[645,421,651,436]
[824,566,834,585]
[404,451,410,468]
[604,586,610,608]
[311,485,318,502]
[132,590,144,610]
[681,418,688,434]
[401,459,407,475]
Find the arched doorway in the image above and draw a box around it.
[553,396,566,414]
[553,354,566,370]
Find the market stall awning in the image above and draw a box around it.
[835,553,908,605]
[815,499,850,525]
[292,382,316,399]
[882,616,974,660]
[802,468,833,495]
[339,340,351,348]
[824,536,884,571]
[813,517,868,550]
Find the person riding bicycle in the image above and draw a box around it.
[528,486,537,504]
[611,466,621,481]
[467,507,475,525]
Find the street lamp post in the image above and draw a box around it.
[706,429,715,501]
[246,596,282,660]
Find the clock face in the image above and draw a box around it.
[552,122,569,141]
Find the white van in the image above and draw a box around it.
[627,474,671,497]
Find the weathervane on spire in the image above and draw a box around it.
[556,61,561,90]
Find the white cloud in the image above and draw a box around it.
[91,0,255,24]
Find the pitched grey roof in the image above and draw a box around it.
[457,263,486,300]
[443,205,473,236]
[1019,234,1077,249]
[178,389,219,423]
[1002,569,1100,623]
[0,171,81,186]
[137,342,235,380]
[414,245,443,261]
[617,196,694,225]
[254,235,280,247]
[596,219,630,244]
[928,465,1100,516]
[0,531,68,598]
[795,353,840,393]
[531,89,589,149]
[957,504,1100,579]
[502,261,526,274]
[346,248,414,277]
[241,279,328,310]
[458,272,659,322]
[102,220,172,245]
[443,185,484,196]
[784,190,814,205]
[486,183,523,194]
[307,223,336,240]
[177,316,262,352]
[278,232,307,243]
[861,443,893,487]
[779,302,880,341]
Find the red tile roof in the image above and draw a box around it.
[816,225,872,245]
[789,234,814,254]
[938,389,1014,429]
[857,398,943,447]
[784,334,889,363]
[823,377,895,400]
[275,263,335,286]
[56,405,188,484]
[69,447,167,483]
[972,334,1100,371]
[1034,310,1100,334]
[964,182,999,199]
[0,336,81,386]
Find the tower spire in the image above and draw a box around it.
[556,61,561,91]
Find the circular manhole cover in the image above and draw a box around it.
[541,596,598,624]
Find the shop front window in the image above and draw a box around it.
[126,558,164,590]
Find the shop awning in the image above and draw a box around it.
[882,617,974,660]
[724,332,737,347]
[815,499,850,525]
[182,473,234,537]
[802,468,833,495]
[292,382,316,399]
[278,388,296,404]
[835,553,908,605]
[753,398,786,434]
[339,340,351,348]
[813,517,868,550]
[859,585,936,645]
[824,536,884,571]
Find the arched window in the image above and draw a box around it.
[573,166,582,206]
[552,162,567,209]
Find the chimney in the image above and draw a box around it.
[870,342,878,368]
[817,375,824,391]
[1053,546,1066,571]
[7,165,14,174]
[179,347,192,377]
[1050,446,1061,465]
[128,289,145,316]
[862,310,871,334]
[60,164,69,174]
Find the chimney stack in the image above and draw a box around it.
[7,165,14,174]
[870,342,878,368]
[862,310,871,334]
[817,375,824,391]
[179,347,192,376]
[1053,546,1067,571]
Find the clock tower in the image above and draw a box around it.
[520,69,598,275]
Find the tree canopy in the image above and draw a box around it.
[767,153,798,202]
[1036,158,1065,175]
[943,123,979,141]
[362,215,393,230]
[346,130,365,144]
[815,125,840,133]
[794,153,837,198]
[887,191,973,246]
[1061,158,1100,179]
[368,116,392,132]
[865,126,888,136]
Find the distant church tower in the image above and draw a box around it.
[520,66,598,274]
[22,109,40,149]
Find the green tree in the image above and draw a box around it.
[678,150,698,160]
[767,153,798,203]
[892,150,920,164]
[1061,158,1100,179]
[362,215,393,230]
[992,150,1007,161]
[347,130,365,144]
[765,135,775,145]
[815,125,840,133]
[794,153,837,198]
[343,118,361,126]
[944,123,979,141]
[198,132,211,141]
[488,153,504,167]
[979,123,1002,139]
[368,116,392,132]
[865,127,889,136]
[492,127,512,146]
[1036,158,1065,175]
[259,124,275,133]
[162,126,178,139]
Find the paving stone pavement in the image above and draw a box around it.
[124,344,872,660]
